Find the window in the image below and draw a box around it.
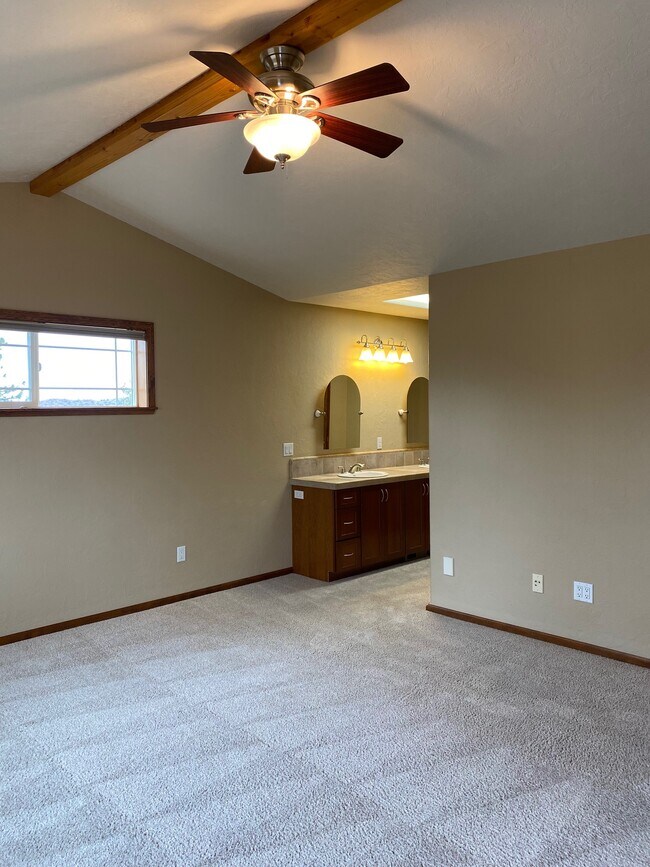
[0,310,156,416]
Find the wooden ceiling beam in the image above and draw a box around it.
[30,0,403,197]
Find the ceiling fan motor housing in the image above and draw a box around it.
[249,45,316,109]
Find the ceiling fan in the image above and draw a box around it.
[142,45,409,173]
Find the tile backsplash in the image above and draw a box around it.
[290,448,429,479]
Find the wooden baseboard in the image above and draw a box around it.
[426,604,649,668]
[0,568,293,646]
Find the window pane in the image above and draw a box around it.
[0,345,31,403]
[38,333,119,350]
[0,329,29,346]
[116,350,135,393]
[39,347,118,390]
[38,389,132,408]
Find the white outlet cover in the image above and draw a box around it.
[377,436,383,450]
[176,546,186,563]
[294,490,304,500]
[443,556,454,577]
[574,581,593,603]
[532,573,544,594]
[283,442,294,457]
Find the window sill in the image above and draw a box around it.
[0,407,158,417]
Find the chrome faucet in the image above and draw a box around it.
[348,462,365,474]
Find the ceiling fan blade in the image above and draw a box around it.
[301,63,409,109]
[190,51,275,100]
[142,111,248,133]
[243,148,276,174]
[315,113,403,158]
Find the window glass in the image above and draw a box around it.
[0,343,31,403]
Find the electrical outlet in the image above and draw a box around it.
[176,546,186,563]
[377,436,383,450]
[532,573,544,594]
[573,581,593,604]
[443,556,454,577]
[283,442,294,457]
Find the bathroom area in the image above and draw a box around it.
[286,310,430,583]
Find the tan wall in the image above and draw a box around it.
[428,235,650,657]
[0,183,427,636]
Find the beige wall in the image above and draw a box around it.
[428,235,650,657]
[0,183,427,637]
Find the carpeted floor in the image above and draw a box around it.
[1,561,648,866]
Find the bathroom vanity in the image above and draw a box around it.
[291,465,430,581]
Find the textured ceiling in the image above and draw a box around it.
[2,0,649,300]
[301,277,429,320]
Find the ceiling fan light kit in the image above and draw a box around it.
[142,44,409,173]
[244,113,321,165]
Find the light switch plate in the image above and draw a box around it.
[443,556,454,577]
[176,546,186,563]
[377,436,383,450]
[283,442,294,457]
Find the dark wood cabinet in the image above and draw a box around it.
[404,479,430,557]
[360,483,405,569]
[292,476,426,582]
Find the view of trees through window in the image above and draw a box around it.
[0,329,139,409]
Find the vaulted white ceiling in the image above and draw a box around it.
[2,0,649,300]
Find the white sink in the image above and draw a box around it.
[337,470,389,479]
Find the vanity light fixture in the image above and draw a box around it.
[356,335,414,364]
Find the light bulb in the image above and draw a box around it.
[399,348,414,364]
[359,346,373,361]
[244,114,321,163]
[386,348,400,363]
[374,347,386,362]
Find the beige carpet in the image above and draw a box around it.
[1,561,648,866]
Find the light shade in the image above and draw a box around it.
[400,348,414,364]
[359,346,373,361]
[244,114,321,163]
[386,348,400,363]
[373,347,386,362]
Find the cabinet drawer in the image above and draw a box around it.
[336,489,359,509]
[336,508,359,540]
[335,538,361,572]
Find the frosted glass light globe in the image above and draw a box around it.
[244,114,321,163]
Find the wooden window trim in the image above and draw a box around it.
[0,308,156,417]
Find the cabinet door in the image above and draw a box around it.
[382,483,405,561]
[360,485,383,569]
[422,480,430,554]
[405,479,426,555]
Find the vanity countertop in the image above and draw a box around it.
[292,464,429,490]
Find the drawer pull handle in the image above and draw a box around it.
[344,553,354,558]
[343,521,354,526]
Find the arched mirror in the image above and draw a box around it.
[323,375,361,450]
[406,377,429,444]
